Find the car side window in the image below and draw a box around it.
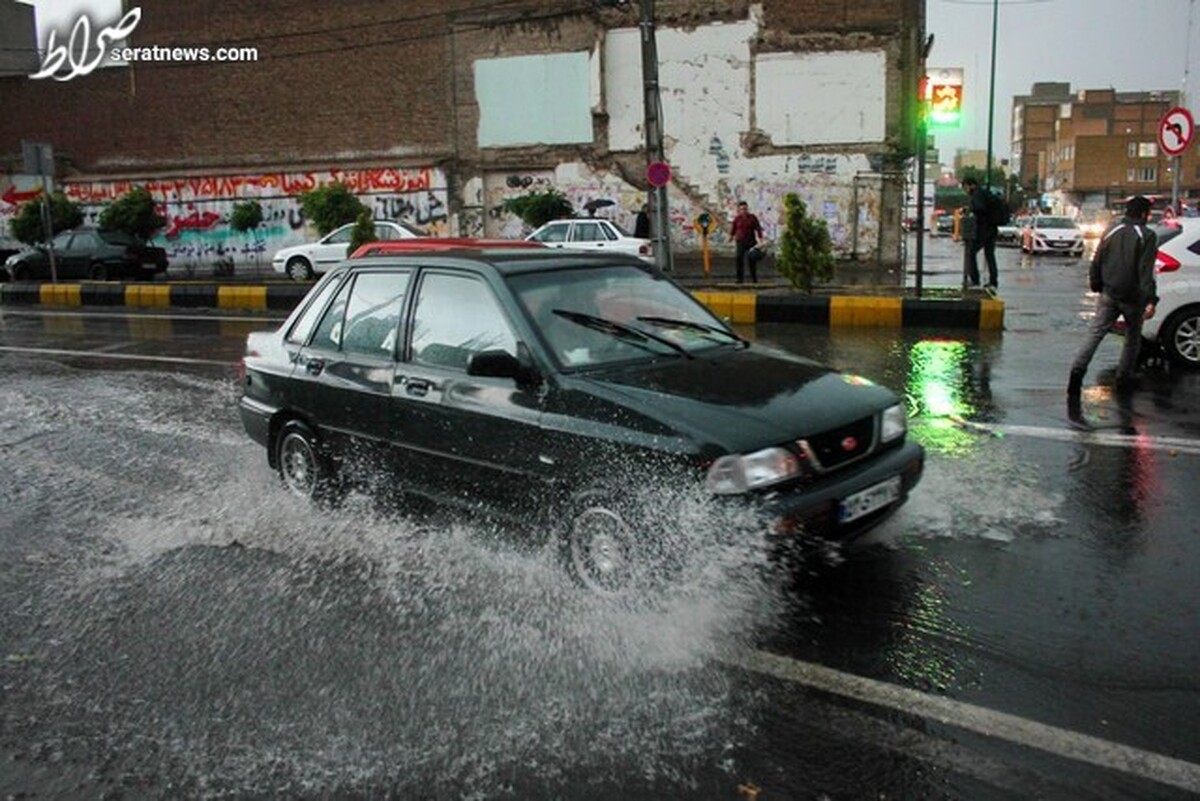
[571,222,603,242]
[340,271,411,357]
[375,223,397,241]
[309,276,355,350]
[70,233,98,249]
[325,227,353,245]
[410,273,517,370]
[532,224,568,243]
[597,222,617,241]
[51,231,73,249]
[287,275,343,344]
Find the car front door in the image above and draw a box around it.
[291,269,413,481]
[394,269,546,512]
[314,225,355,270]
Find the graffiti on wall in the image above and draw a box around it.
[6,167,450,268]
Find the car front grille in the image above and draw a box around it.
[798,416,876,472]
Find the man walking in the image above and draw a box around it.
[730,201,763,283]
[962,177,999,290]
[1068,195,1158,417]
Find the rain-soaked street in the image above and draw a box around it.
[1,238,1198,798]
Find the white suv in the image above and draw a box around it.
[1140,218,1200,367]
[272,220,426,280]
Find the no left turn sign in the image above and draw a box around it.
[1158,107,1195,157]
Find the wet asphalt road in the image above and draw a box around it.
[0,238,1198,798]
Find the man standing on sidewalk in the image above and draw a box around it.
[1068,195,1158,420]
[730,201,763,284]
[962,177,999,291]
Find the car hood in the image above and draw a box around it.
[1034,228,1082,240]
[572,346,898,454]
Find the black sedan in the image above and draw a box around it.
[0,237,28,281]
[238,248,924,592]
[3,227,168,281]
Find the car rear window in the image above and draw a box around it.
[98,230,138,246]
[1152,223,1184,247]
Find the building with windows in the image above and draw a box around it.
[0,0,926,271]
[1012,82,1198,216]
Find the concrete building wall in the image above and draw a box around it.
[0,2,37,76]
[0,0,925,268]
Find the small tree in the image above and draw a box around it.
[229,199,264,234]
[299,183,366,236]
[776,193,835,294]
[10,193,83,245]
[502,188,573,229]
[99,186,166,240]
[348,209,377,255]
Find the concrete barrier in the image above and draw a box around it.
[0,281,1003,329]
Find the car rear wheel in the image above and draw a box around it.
[286,257,314,281]
[12,265,29,281]
[1161,306,1200,368]
[89,262,108,281]
[275,420,344,506]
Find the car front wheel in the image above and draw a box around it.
[560,494,640,594]
[275,420,344,506]
[286,257,314,281]
[1161,306,1200,368]
[89,262,109,281]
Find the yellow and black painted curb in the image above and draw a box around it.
[1,281,308,312]
[2,283,1003,330]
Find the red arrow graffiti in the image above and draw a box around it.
[2,186,43,207]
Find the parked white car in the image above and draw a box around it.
[1020,215,1085,257]
[525,218,653,263]
[272,220,426,280]
[1137,218,1200,367]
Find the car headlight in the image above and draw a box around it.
[4,254,17,267]
[880,403,907,443]
[706,446,801,495]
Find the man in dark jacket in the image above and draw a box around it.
[1068,195,1158,408]
[962,177,999,290]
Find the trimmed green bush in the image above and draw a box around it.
[99,186,166,240]
[776,193,835,294]
[299,183,366,236]
[10,192,83,245]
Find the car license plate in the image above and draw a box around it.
[839,476,901,523]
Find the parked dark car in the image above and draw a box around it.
[238,249,924,592]
[2,227,168,281]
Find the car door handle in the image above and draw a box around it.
[305,358,325,375]
[404,377,434,397]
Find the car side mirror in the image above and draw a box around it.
[467,348,541,386]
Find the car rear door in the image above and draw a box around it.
[290,269,413,480]
[314,226,354,271]
[393,268,547,511]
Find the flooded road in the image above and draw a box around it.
[1,241,1198,797]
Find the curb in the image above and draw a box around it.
[0,282,1003,330]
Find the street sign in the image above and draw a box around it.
[1158,107,1195,157]
[647,161,671,188]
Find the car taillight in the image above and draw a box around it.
[1156,250,1181,273]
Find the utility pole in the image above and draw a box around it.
[638,0,673,272]
[596,0,672,272]
[984,0,999,189]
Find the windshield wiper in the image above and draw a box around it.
[551,309,693,359]
[635,315,749,347]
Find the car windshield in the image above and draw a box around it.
[508,264,737,368]
[1038,217,1077,229]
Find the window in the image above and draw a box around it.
[310,276,354,350]
[325,227,353,244]
[51,231,73,249]
[339,272,411,357]
[375,223,399,241]
[1137,167,1157,182]
[1138,142,1158,158]
[287,275,343,344]
[69,232,99,249]
[571,222,604,242]
[531,223,568,243]
[411,273,517,370]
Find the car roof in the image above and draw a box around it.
[350,238,545,258]
[331,247,652,277]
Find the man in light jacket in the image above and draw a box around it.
[1068,195,1158,411]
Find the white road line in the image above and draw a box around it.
[0,345,234,367]
[947,418,1200,456]
[720,649,1200,794]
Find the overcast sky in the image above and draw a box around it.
[927,0,1198,163]
[22,0,1199,166]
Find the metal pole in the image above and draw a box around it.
[984,0,998,189]
[639,0,672,272]
[38,174,58,284]
[915,122,926,298]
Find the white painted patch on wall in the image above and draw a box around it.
[475,52,593,147]
[755,50,886,145]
